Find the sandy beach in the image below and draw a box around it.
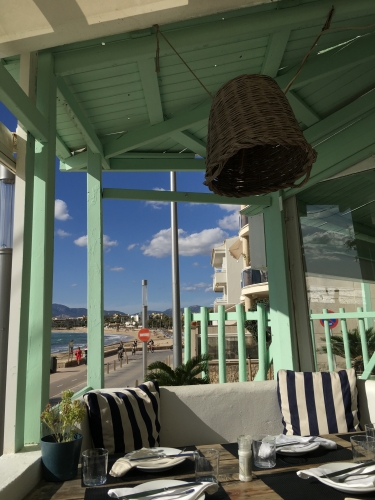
[52,327,173,364]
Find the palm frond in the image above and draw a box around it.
[145,354,211,386]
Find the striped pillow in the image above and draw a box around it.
[277,369,359,436]
[83,381,161,454]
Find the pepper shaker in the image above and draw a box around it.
[237,434,252,482]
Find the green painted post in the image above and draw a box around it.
[309,310,318,371]
[24,53,56,444]
[257,303,267,381]
[184,307,192,362]
[200,307,208,378]
[358,306,369,368]
[218,305,226,383]
[87,148,104,389]
[323,309,335,372]
[339,308,352,369]
[236,304,247,382]
[262,192,296,375]
[361,283,373,331]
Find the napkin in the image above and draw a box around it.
[275,435,337,450]
[107,481,219,499]
[297,464,375,488]
[109,449,186,478]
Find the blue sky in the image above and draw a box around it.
[1,102,240,313]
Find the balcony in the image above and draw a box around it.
[241,267,269,299]
[213,269,227,291]
[239,214,249,238]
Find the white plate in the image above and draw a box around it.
[125,447,186,472]
[277,442,320,456]
[135,480,205,500]
[315,462,375,494]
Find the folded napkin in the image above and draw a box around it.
[276,435,337,450]
[109,448,186,478]
[107,481,219,499]
[297,464,375,488]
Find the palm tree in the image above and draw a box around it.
[145,354,210,386]
[320,327,375,371]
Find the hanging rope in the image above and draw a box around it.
[153,24,214,98]
[284,6,335,94]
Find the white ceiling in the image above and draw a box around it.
[0,0,274,58]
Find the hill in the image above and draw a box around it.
[52,303,127,319]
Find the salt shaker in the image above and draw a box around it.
[237,434,252,482]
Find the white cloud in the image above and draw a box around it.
[74,234,118,251]
[145,188,168,210]
[192,262,199,267]
[218,204,240,212]
[74,235,87,247]
[142,227,227,258]
[218,212,239,230]
[55,199,72,220]
[71,283,77,287]
[56,228,71,238]
[182,282,210,291]
[205,287,212,292]
[110,267,124,272]
[128,243,138,250]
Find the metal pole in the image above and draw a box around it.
[142,280,148,381]
[170,172,182,367]
[0,164,15,455]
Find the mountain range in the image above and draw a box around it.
[52,303,203,319]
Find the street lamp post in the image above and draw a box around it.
[142,280,148,381]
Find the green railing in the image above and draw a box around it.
[184,303,272,382]
[310,307,375,379]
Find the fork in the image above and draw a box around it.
[329,469,375,483]
[276,436,318,449]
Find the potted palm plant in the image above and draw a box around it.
[40,389,86,481]
[145,354,211,385]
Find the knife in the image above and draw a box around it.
[119,482,203,499]
[129,453,194,461]
[323,460,375,478]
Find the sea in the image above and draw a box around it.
[50,331,133,354]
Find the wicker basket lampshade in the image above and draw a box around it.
[204,74,317,197]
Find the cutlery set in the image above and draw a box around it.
[119,482,203,499]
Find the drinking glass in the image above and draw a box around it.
[82,448,108,486]
[252,435,276,469]
[350,435,375,463]
[365,423,375,439]
[195,449,220,483]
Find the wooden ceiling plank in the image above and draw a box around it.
[56,75,110,169]
[170,130,206,157]
[261,30,290,78]
[56,133,71,160]
[288,91,320,127]
[138,58,164,125]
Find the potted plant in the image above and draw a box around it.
[40,389,86,481]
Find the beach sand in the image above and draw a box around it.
[52,327,173,363]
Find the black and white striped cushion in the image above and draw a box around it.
[83,381,161,454]
[277,369,359,436]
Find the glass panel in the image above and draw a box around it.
[0,179,15,248]
[297,169,375,370]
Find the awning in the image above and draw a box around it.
[229,238,242,260]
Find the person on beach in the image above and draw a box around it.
[68,339,74,361]
[148,339,155,353]
[75,346,83,365]
[117,341,124,360]
[132,340,137,355]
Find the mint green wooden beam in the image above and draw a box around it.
[361,283,373,331]
[200,307,208,377]
[184,307,192,362]
[218,305,226,383]
[311,311,375,320]
[277,32,375,92]
[288,91,320,127]
[116,153,196,159]
[104,100,211,158]
[73,386,93,399]
[87,148,104,389]
[261,30,290,78]
[263,193,296,374]
[103,188,271,206]
[236,304,247,382]
[56,133,71,160]
[360,351,375,379]
[170,131,207,158]
[56,76,110,170]
[54,0,375,76]
[138,58,164,125]
[0,60,49,142]
[309,312,318,371]
[357,306,369,367]
[339,308,352,370]
[24,53,56,444]
[323,309,335,372]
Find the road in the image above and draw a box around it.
[49,348,173,404]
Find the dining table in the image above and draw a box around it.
[23,432,372,500]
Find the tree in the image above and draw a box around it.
[320,327,375,371]
[145,354,210,386]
